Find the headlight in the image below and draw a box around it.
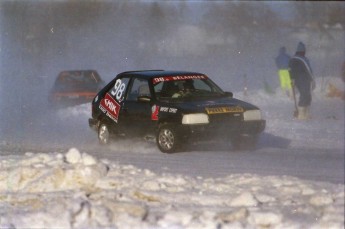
[243,110,262,121]
[182,113,209,124]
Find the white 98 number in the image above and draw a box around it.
[111,79,126,101]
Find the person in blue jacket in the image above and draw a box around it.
[289,42,316,120]
[275,46,292,97]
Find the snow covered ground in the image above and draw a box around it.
[0,77,344,228]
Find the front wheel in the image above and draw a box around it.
[156,124,181,153]
[98,122,110,145]
[230,134,258,150]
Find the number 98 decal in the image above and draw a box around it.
[110,79,127,102]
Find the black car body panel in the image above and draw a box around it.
[89,70,266,152]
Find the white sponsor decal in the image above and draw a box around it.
[105,99,117,115]
[169,108,177,113]
[110,79,126,102]
[160,106,178,113]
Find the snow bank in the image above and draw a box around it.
[235,76,345,151]
[0,148,343,228]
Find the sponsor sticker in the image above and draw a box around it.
[205,106,244,114]
[110,79,126,102]
[152,75,207,85]
[100,93,121,122]
[160,106,178,113]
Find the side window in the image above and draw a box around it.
[107,77,130,103]
[127,78,151,101]
[194,79,212,91]
[160,81,180,98]
[153,82,163,94]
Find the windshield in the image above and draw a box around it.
[153,76,225,101]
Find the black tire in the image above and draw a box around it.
[156,124,181,153]
[231,134,258,150]
[98,122,111,145]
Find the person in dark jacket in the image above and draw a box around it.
[289,42,315,120]
[275,46,292,97]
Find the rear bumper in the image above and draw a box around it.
[88,118,99,131]
[49,92,96,107]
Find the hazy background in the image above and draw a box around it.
[0,1,344,142]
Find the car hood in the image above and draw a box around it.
[160,96,260,113]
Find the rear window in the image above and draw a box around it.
[56,71,101,85]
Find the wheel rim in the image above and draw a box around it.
[99,124,109,144]
[158,129,174,151]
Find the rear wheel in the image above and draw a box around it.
[157,124,181,153]
[98,122,110,145]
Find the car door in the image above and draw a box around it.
[119,77,154,136]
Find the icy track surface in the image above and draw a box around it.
[0,148,344,229]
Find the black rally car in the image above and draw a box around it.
[89,70,265,153]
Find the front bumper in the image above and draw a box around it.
[236,120,266,134]
[181,119,266,139]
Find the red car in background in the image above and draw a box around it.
[49,70,105,107]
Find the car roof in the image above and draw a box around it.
[118,70,206,79]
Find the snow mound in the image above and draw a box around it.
[0,148,343,228]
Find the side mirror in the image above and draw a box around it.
[137,95,151,102]
[225,91,233,98]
